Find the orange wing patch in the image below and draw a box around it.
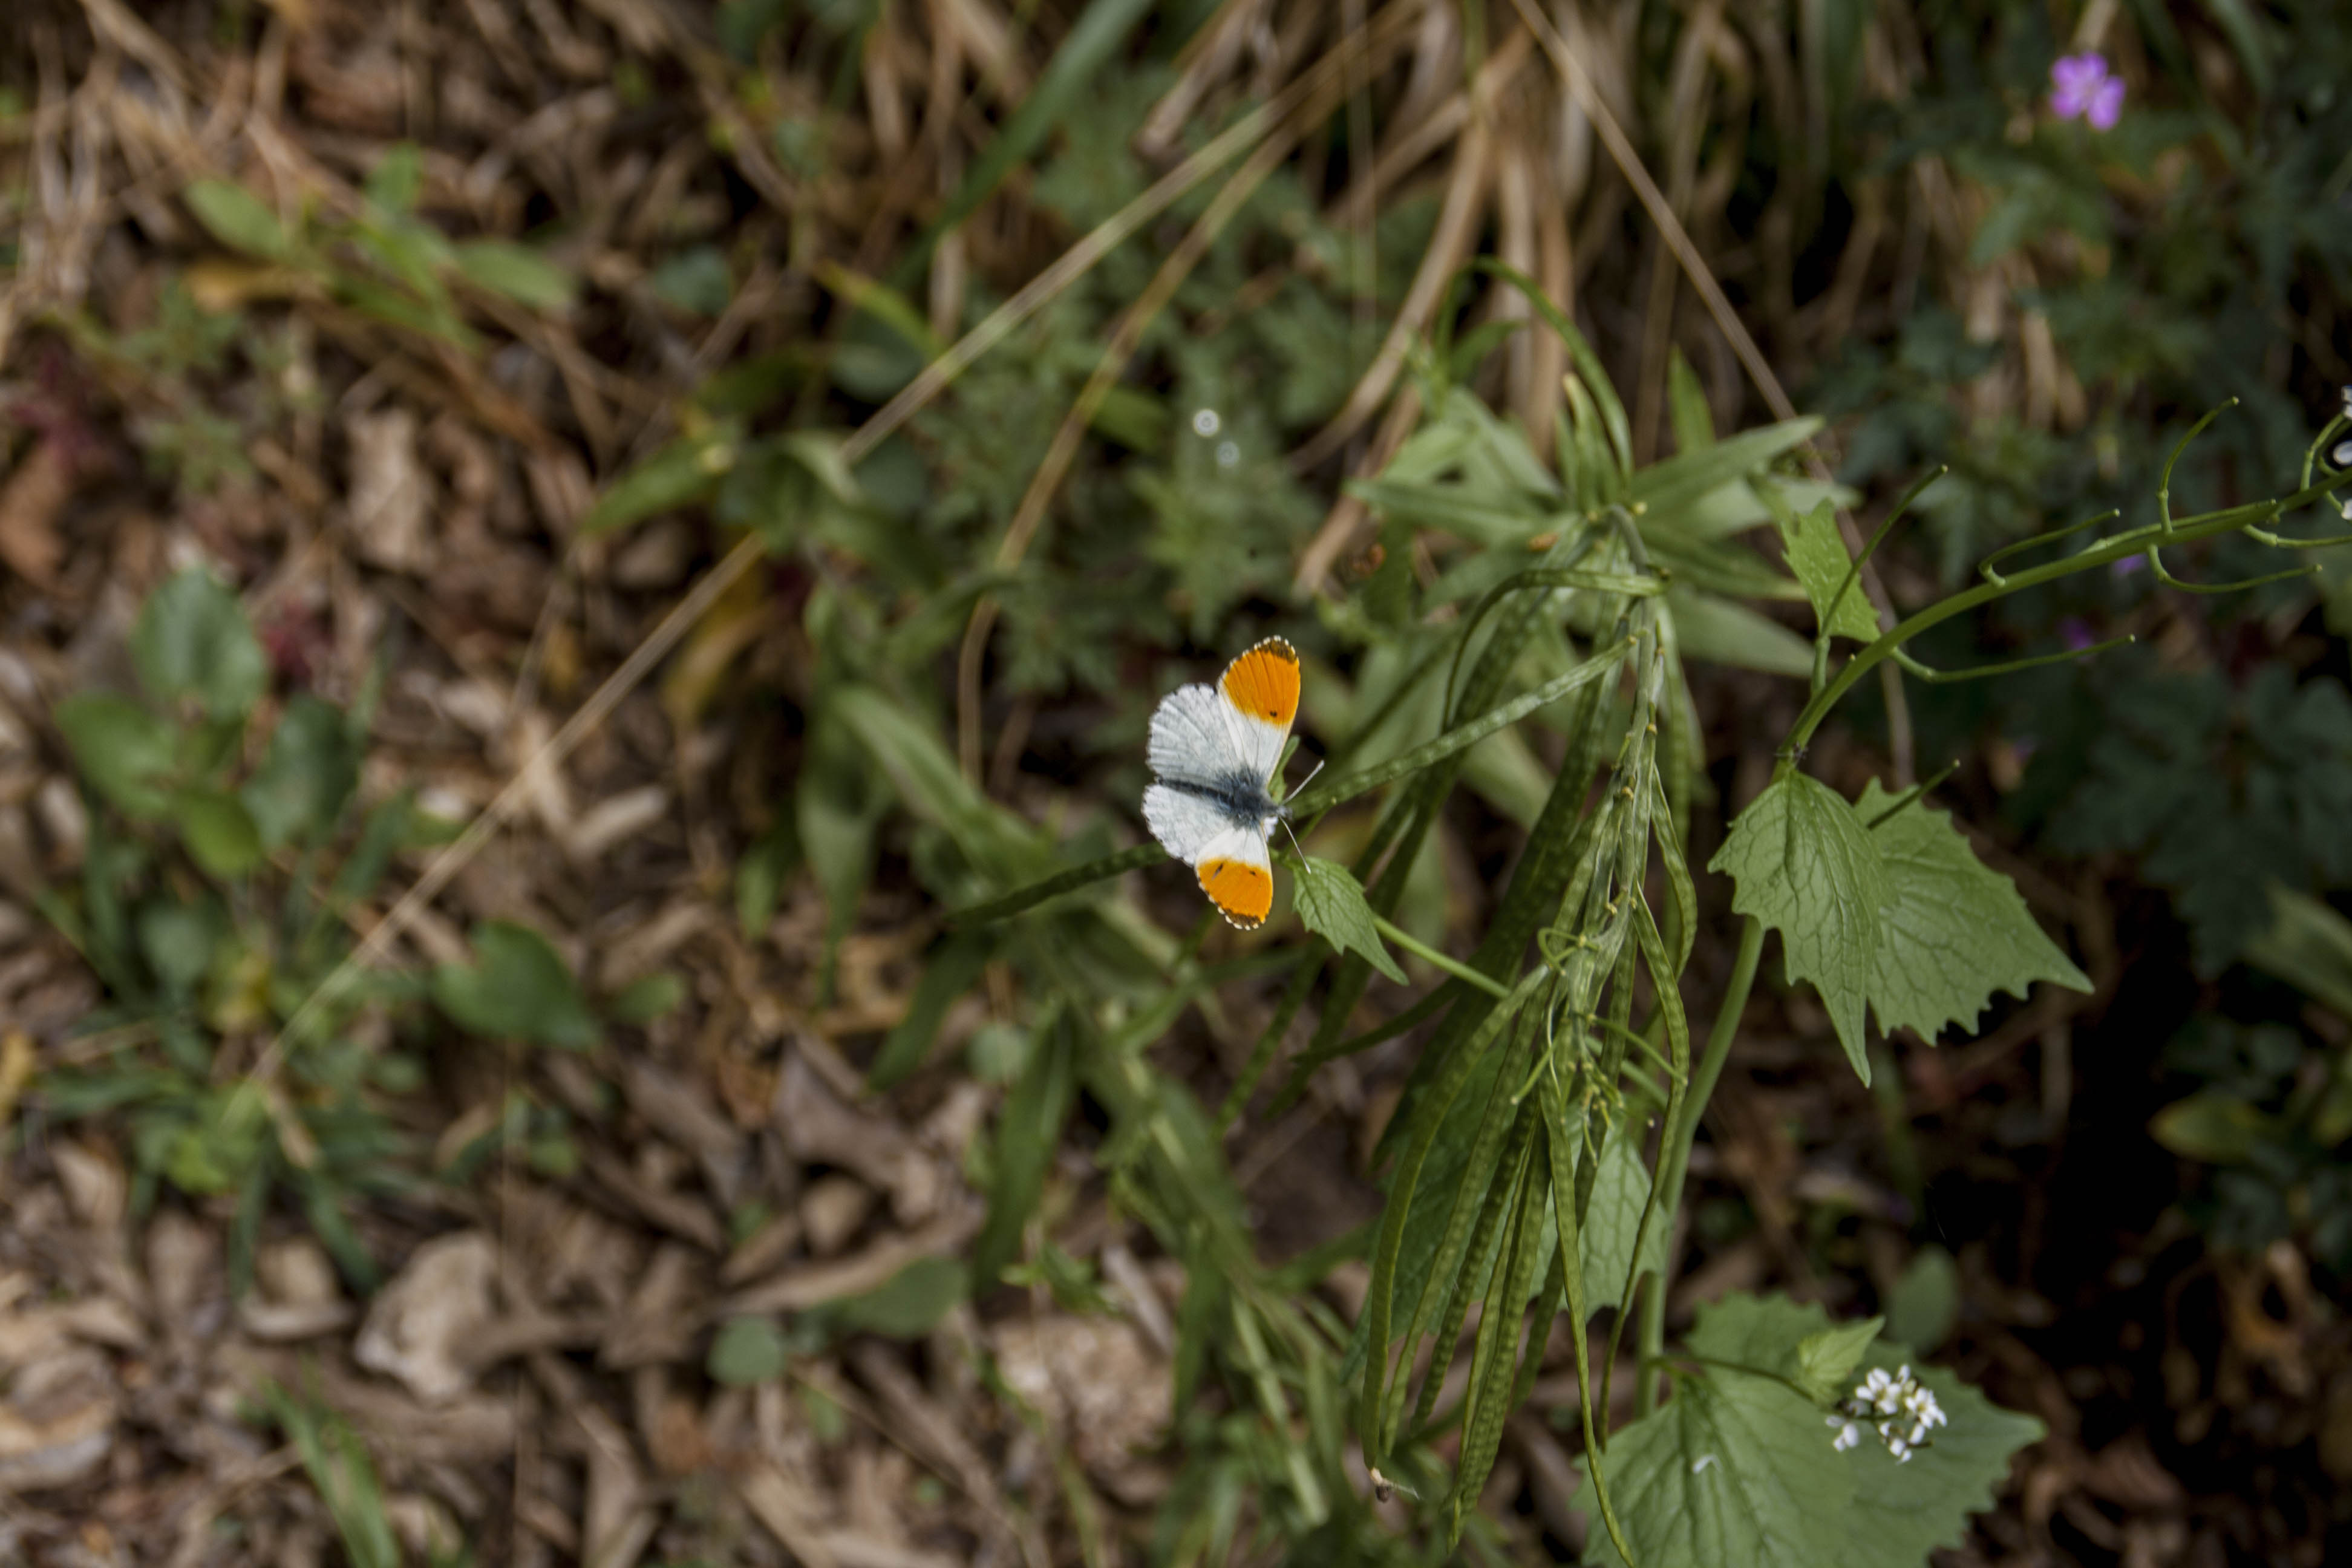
[1197,856,1275,929]
[1220,637,1301,730]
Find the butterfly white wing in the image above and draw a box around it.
[1142,783,1235,864]
[1220,705,1288,786]
[1148,682,1249,786]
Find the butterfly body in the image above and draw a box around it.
[1142,638,1301,929]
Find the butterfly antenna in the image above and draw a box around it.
[1289,753,1325,799]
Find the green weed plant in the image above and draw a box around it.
[39,568,625,1294]
[950,300,2351,1561]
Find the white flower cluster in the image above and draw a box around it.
[1826,1365,1947,1463]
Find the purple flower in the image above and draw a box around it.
[2111,553,2146,578]
[2059,616,2096,652]
[2051,53,2125,130]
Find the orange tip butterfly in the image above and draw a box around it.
[1142,637,1305,929]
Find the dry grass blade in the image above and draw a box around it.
[1288,38,1502,477]
[1504,0,1913,778]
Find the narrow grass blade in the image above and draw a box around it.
[949,843,1167,926]
[1289,636,1635,819]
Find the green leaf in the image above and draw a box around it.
[2245,885,2352,1021]
[335,273,478,351]
[331,794,416,906]
[708,1317,790,1385]
[1857,780,2091,1041]
[1583,1356,1855,1568]
[56,694,178,818]
[2148,1089,2272,1164]
[1291,857,1406,982]
[579,426,737,538]
[650,247,733,316]
[825,1256,967,1339]
[241,696,359,849]
[1710,771,1887,1082]
[735,815,802,939]
[1768,494,1879,644]
[1586,1293,2044,1568]
[974,1008,1077,1285]
[1835,1350,2045,1568]
[172,788,265,877]
[868,930,996,1092]
[1663,587,1816,677]
[965,1022,1031,1085]
[363,143,423,215]
[134,568,269,719]
[184,178,294,260]
[431,920,600,1050]
[1666,345,1714,454]
[798,710,885,993]
[830,684,1044,884]
[1794,1315,1886,1405]
[452,240,577,310]
[138,898,227,994]
[1628,416,1822,518]
[604,971,687,1024]
[1563,1128,1673,1316]
[1682,1286,1825,1381]
[1884,1244,1960,1352]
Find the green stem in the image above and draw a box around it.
[1782,475,2347,755]
[1636,912,1765,1416]
[1371,915,1513,999]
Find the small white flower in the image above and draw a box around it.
[1834,1365,1944,1462]
[1192,408,1222,437]
[1215,440,1241,469]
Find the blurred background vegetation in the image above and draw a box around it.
[1,0,2349,1563]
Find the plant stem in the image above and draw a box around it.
[1371,915,1513,999]
[1781,478,2344,755]
[1636,911,1765,1416]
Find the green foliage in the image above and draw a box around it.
[1578,1294,2043,1568]
[1715,769,2089,1080]
[263,1382,404,1568]
[430,921,600,1050]
[581,422,742,538]
[1818,0,2352,585]
[1290,857,1406,984]
[2150,902,2352,1279]
[1769,493,1880,643]
[37,570,593,1292]
[868,931,996,1091]
[708,1317,791,1386]
[1883,1245,1962,1354]
[816,1255,969,1339]
[54,695,178,819]
[1712,771,1890,1079]
[949,286,2155,1550]
[1856,780,2091,1040]
[2036,659,2352,973]
[132,569,270,718]
[182,145,575,354]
